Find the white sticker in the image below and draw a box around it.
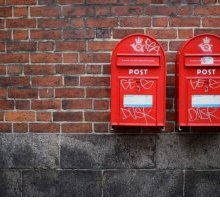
[124,95,153,107]
[201,57,214,65]
[192,95,220,108]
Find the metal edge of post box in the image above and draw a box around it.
[177,33,220,129]
[110,34,166,128]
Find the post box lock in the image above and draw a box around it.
[111,34,166,127]
[177,34,220,127]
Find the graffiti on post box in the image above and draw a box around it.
[121,107,156,123]
[188,107,219,122]
[131,37,160,54]
[190,78,220,90]
[120,78,154,90]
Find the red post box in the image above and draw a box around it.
[111,34,166,127]
[177,34,220,128]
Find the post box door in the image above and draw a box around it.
[119,77,157,125]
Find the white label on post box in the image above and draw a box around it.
[192,95,220,107]
[124,95,153,107]
[201,57,214,65]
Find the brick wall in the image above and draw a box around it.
[0,0,219,133]
[1,0,220,197]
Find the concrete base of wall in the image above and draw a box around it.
[1,133,220,197]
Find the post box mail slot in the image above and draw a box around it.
[177,34,220,127]
[111,34,166,127]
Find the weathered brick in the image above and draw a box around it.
[152,17,168,27]
[113,29,144,39]
[53,112,83,122]
[119,17,151,27]
[55,88,84,98]
[80,76,110,86]
[32,76,62,87]
[0,54,29,64]
[63,29,94,39]
[7,42,37,52]
[24,65,55,75]
[62,99,92,109]
[15,100,30,110]
[9,88,38,99]
[6,19,36,28]
[56,41,86,51]
[79,53,110,63]
[31,30,61,40]
[88,41,117,51]
[86,88,110,98]
[14,7,28,17]
[64,76,79,86]
[36,112,52,122]
[30,123,60,133]
[63,6,94,17]
[14,123,28,133]
[0,100,14,110]
[31,100,61,110]
[0,7,12,17]
[5,111,35,122]
[0,77,29,87]
[62,123,92,133]
[84,111,110,122]
[63,53,78,63]
[7,66,22,75]
[0,31,11,41]
[169,17,200,27]
[38,42,54,51]
[6,0,36,5]
[31,53,62,63]
[94,123,109,133]
[94,100,109,110]
[86,17,118,28]
[56,64,85,75]
[111,6,143,16]
[195,5,220,15]
[203,17,220,27]
[30,6,61,17]
[13,30,28,40]
[58,0,85,4]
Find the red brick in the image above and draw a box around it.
[146,29,177,39]
[0,112,3,121]
[15,100,30,110]
[120,17,151,27]
[55,88,84,98]
[38,42,54,51]
[7,66,22,75]
[165,122,175,133]
[94,123,109,133]
[8,88,38,98]
[166,110,175,121]
[6,0,36,5]
[39,88,54,98]
[87,17,118,28]
[0,0,5,5]
[6,19,36,28]
[195,6,220,15]
[0,7,12,17]
[31,6,61,17]
[32,100,61,110]
[0,20,3,29]
[53,112,83,121]
[0,31,11,40]
[87,0,117,3]
[111,6,143,16]
[63,53,78,63]
[0,66,6,75]
[31,53,62,63]
[31,30,61,40]
[167,63,175,74]
[62,123,92,133]
[203,0,217,3]
[166,98,174,110]
[169,41,183,51]
[95,6,110,16]
[94,100,109,110]
[58,0,85,4]
[30,123,60,133]
[0,89,7,98]
[32,76,62,87]
[80,76,110,86]
[36,112,52,121]
[64,76,79,86]
[169,17,200,27]
[24,65,55,75]
[195,29,220,35]
[0,42,5,52]
[5,111,35,121]
[63,29,94,39]
[86,88,110,98]
[84,111,110,122]
[80,53,110,63]
[167,75,175,86]
[113,29,144,39]
[0,100,14,110]
[63,6,94,17]
[86,65,102,74]
[56,64,85,75]
[145,5,176,15]
[56,41,86,51]
[14,7,28,17]
[7,42,37,52]
[0,123,12,132]
[152,17,168,27]
[88,41,117,51]
[177,6,193,16]
[62,99,92,109]
[178,29,193,39]
[203,18,220,27]
[0,54,29,63]
[13,30,28,40]
[14,123,28,133]
[0,77,29,87]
